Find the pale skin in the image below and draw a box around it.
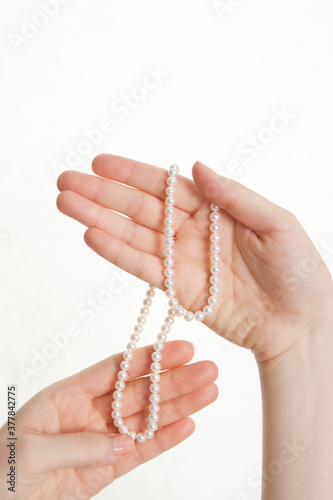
[0,341,218,500]
[54,154,333,499]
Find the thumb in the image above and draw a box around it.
[192,161,291,235]
[24,431,135,472]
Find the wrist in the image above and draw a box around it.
[258,316,333,499]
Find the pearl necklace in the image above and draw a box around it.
[112,164,221,443]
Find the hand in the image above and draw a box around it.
[56,155,333,362]
[0,341,218,500]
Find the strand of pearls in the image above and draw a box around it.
[112,164,221,443]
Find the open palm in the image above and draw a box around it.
[57,154,333,363]
[5,342,217,500]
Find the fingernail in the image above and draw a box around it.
[112,436,135,454]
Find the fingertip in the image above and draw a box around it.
[181,417,196,437]
[92,153,109,174]
[201,360,219,383]
[167,340,195,362]
[56,190,69,213]
[57,170,75,191]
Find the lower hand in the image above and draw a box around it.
[0,341,218,500]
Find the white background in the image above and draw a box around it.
[1,1,333,499]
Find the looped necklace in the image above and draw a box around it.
[112,164,221,443]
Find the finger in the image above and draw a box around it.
[84,227,164,285]
[94,360,218,419]
[192,161,292,235]
[22,432,135,473]
[56,190,164,258]
[113,418,195,478]
[121,383,219,434]
[57,170,184,232]
[92,153,204,213]
[68,340,195,398]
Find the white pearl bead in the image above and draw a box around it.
[137,315,146,324]
[134,324,143,333]
[166,196,176,206]
[161,324,171,333]
[165,206,175,216]
[165,288,176,298]
[184,311,194,321]
[144,430,155,440]
[123,351,133,361]
[164,258,174,268]
[136,433,146,443]
[164,247,174,257]
[112,410,122,419]
[210,265,220,274]
[211,254,221,264]
[210,203,219,211]
[119,425,129,435]
[114,417,124,427]
[164,267,174,278]
[118,371,128,381]
[164,315,174,325]
[167,177,177,186]
[153,341,164,352]
[168,297,178,308]
[115,381,125,391]
[146,288,155,297]
[210,244,221,253]
[169,164,179,175]
[157,332,167,342]
[112,400,122,410]
[143,298,152,307]
[150,383,160,393]
[195,311,205,322]
[165,237,174,246]
[148,422,158,431]
[210,223,220,232]
[149,393,160,403]
[165,187,175,196]
[210,275,219,285]
[210,233,221,243]
[208,295,218,305]
[149,403,160,413]
[128,430,137,440]
[152,351,162,362]
[149,413,159,422]
[203,305,213,315]
[210,285,219,295]
[167,308,176,316]
[150,372,161,383]
[151,363,161,373]
[164,227,174,237]
[164,278,174,288]
[120,360,130,371]
[127,342,137,352]
[130,333,140,342]
[175,306,185,316]
[210,212,220,222]
[140,307,149,316]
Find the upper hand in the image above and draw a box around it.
[56,155,333,363]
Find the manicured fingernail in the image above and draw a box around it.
[112,436,135,454]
